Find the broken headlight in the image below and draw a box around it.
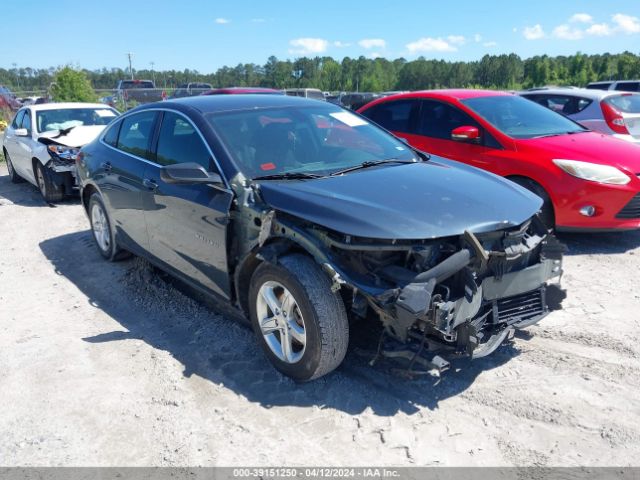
[47,145,80,164]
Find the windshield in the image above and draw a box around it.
[605,94,640,114]
[206,104,417,179]
[462,95,587,139]
[36,107,119,133]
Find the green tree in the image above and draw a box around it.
[50,67,97,102]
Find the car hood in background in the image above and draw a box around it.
[38,125,107,148]
[517,131,640,173]
[257,158,543,239]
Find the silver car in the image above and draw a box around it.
[519,88,640,145]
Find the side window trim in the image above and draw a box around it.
[11,109,25,129]
[20,109,32,134]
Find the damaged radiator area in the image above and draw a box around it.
[313,215,565,374]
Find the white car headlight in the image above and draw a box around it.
[552,159,631,185]
[47,145,79,161]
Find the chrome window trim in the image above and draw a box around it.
[98,107,231,189]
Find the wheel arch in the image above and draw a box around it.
[505,174,556,220]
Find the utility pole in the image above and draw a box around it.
[150,61,156,84]
[126,52,134,80]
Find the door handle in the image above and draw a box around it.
[143,178,158,190]
[100,161,112,172]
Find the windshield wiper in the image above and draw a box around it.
[330,158,416,176]
[533,130,588,139]
[252,172,325,181]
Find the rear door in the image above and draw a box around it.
[142,111,234,299]
[97,111,157,253]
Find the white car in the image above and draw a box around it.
[2,103,119,202]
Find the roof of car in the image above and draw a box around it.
[384,89,513,101]
[26,102,116,112]
[159,94,329,113]
[519,87,639,100]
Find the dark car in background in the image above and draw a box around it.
[172,82,213,98]
[115,79,164,103]
[76,95,563,381]
[201,87,283,96]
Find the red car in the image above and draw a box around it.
[358,89,640,231]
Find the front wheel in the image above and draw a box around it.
[34,161,64,203]
[249,254,349,382]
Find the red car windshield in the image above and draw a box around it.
[462,95,586,139]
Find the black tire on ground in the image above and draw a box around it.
[4,149,24,183]
[34,161,64,203]
[249,253,349,382]
[510,177,555,230]
[88,192,130,261]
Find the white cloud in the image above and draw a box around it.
[613,13,640,34]
[553,24,584,40]
[483,41,498,47]
[447,35,466,45]
[569,13,593,24]
[250,18,265,23]
[333,41,351,48]
[586,23,613,36]
[215,18,230,24]
[358,38,386,49]
[406,37,457,53]
[523,24,545,40]
[288,38,329,55]
[474,34,482,43]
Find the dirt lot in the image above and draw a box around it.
[1,162,640,467]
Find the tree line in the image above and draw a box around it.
[2,51,640,94]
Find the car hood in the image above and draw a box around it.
[517,131,640,173]
[38,125,107,148]
[257,158,543,240]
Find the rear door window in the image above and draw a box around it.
[156,112,213,170]
[116,111,157,160]
[362,99,420,134]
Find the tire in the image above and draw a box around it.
[249,254,349,382]
[34,161,64,203]
[510,177,555,230]
[4,149,24,183]
[88,192,129,261]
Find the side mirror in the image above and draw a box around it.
[451,126,480,143]
[160,162,223,185]
[14,128,29,137]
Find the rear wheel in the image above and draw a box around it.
[34,161,64,203]
[249,254,349,382]
[510,177,555,230]
[4,150,24,183]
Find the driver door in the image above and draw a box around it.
[142,111,234,299]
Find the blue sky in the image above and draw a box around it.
[2,0,639,72]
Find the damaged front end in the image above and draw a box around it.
[38,136,82,192]
[241,203,565,375]
[321,215,565,373]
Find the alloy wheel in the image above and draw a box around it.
[91,203,111,252]
[256,280,307,364]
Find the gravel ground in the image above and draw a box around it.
[1,163,639,467]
